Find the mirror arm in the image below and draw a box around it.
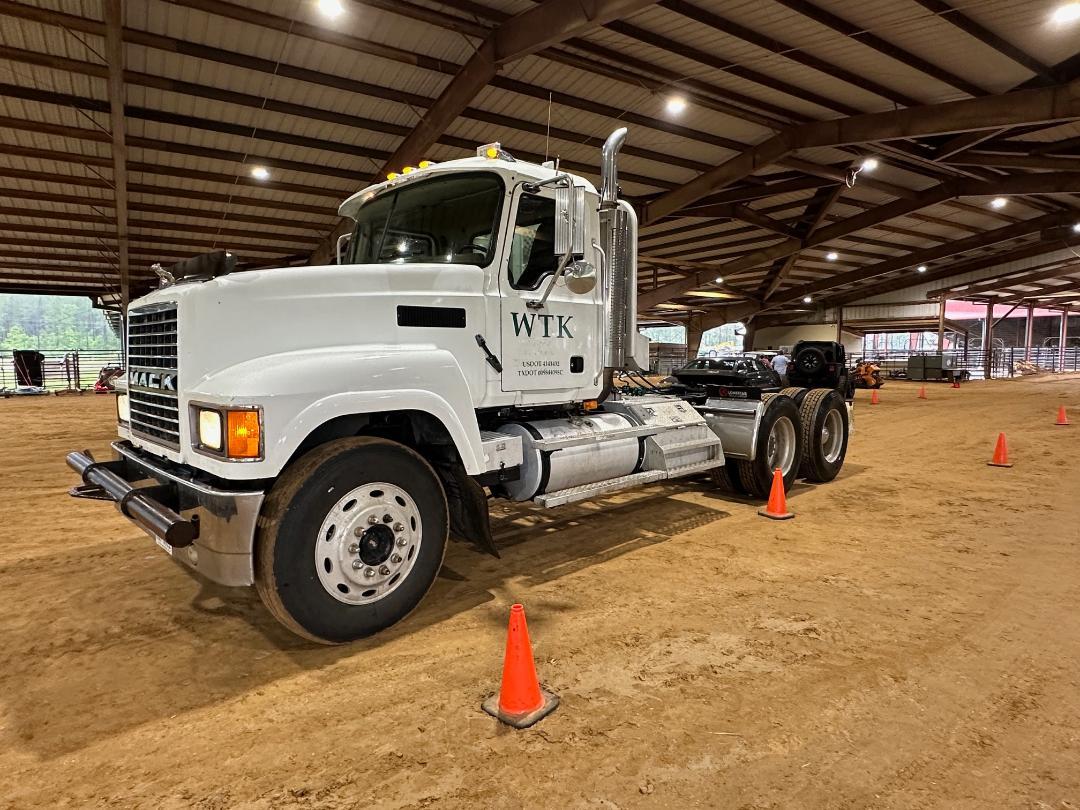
[527,249,573,310]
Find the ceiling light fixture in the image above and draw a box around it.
[803,296,813,304]
[250,166,269,180]
[860,157,879,172]
[1073,222,1080,233]
[1051,2,1080,24]
[715,275,724,283]
[826,251,839,261]
[917,265,927,273]
[991,197,1008,209]
[665,95,688,115]
[317,0,346,19]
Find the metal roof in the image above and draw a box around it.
[0,0,1077,319]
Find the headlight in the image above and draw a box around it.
[197,408,223,451]
[191,405,262,460]
[116,393,130,425]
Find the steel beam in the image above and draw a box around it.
[644,78,1080,224]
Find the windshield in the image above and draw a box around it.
[346,172,504,266]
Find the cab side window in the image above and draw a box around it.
[509,194,557,290]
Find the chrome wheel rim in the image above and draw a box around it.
[315,482,422,605]
[821,408,844,463]
[766,415,797,475]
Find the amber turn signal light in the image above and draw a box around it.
[227,410,261,459]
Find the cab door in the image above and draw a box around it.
[498,187,601,401]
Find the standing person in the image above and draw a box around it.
[772,350,790,385]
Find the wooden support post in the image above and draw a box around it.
[836,305,844,343]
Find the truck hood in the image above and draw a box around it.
[130,262,488,391]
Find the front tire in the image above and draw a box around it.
[797,389,850,483]
[732,393,803,498]
[255,437,448,644]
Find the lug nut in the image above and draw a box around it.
[364,567,375,578]
[353,526,364,537]
[393,522,405,533]
[382,514,393,523]
[397,537,408,547]
[351,560,363,570]
[348,542,359,553]
[367,514,379,525]
[379,565,391,575]
[390,554,402,564]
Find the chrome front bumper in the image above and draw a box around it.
[67,440,264,586]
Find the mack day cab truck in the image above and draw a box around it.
[67,128,853,644]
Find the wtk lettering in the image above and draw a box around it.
[510,312,574,338]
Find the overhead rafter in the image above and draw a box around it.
[375,0,660,179]
[770,0,986,98]
[103,0,129,312]
[644,77,1080,224]
[759,185,843,300]
[912,0,1057,84]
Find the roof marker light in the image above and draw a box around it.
[418,160,432,169]
[386,172,399,181]
[402,166,415,174]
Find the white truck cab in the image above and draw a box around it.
[68,129,853,644]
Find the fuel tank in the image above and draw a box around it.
[497,413,642,501]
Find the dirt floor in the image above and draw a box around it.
[2,376,1079,809]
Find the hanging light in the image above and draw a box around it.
[917,265,927,273]
[665,96,688,115]
[860,157,880,172]
[803,296,813,304]
[990,197,1008,209]
[250,166,270,181]
[1050,3,1080,24]
[317,0,345,19]
[826,251,839,261]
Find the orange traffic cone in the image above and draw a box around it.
[917,385,927,399]
[988,432,1013,468]
[870,389,880,405]
[1055,405,1069,426]
[758,468,794,520]
[952,380,961,389]
[482,604,559,728]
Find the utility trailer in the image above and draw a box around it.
[67,129,853,644]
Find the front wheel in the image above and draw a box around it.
[732,393,803,498]
[255,437,448,644]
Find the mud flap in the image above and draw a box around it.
[436,462,500,558]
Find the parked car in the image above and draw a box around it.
[671,355,782,390]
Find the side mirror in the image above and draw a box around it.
[336,232,351,265]
[554,183,586,257]
[564,260,596,294]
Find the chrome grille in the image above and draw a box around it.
[128,303,180,448]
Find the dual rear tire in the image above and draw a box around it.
[710,388,849,498]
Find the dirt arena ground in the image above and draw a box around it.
[1,375,1079,809]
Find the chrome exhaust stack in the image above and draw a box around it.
[598,128,640,375]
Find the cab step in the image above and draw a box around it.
[534,470,666,507]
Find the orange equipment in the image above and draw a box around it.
[870,389,880,405]
[1055,405,1069,426]
[988,432,1013,468]
[854,361,883,389]
[482,604,559,728]
[917,386,927,399]
[758,468,794,520]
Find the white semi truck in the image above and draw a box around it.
[68,129,852,643]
